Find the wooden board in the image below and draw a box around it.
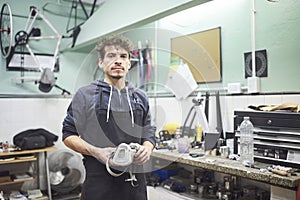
[171,27,222,83]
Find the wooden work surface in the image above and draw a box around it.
[151,149,300,189]
[0,146,57,156]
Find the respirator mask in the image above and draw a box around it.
[106,143,141,186]
[110,143,140,166]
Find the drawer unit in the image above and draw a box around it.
[234,110,300,168]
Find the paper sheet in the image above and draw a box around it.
[166,62,198,100]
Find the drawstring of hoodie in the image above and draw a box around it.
[106,85,135,127]
[106,85,113,123]
[126,87,135,127]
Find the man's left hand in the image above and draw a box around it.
[134,142,153,165]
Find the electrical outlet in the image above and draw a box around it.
[227,83,242,94]
[247,77,260,93]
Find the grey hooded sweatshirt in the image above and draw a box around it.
[62,79,156,200]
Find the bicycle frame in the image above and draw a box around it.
[22,7,62,72]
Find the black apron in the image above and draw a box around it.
[80,87,148,200]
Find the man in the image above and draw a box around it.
[62,35,156,200]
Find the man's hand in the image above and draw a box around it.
[90,147,116,165]
[64,135,117,165]
[133,141,154,165]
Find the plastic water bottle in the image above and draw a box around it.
[239,116,254,165]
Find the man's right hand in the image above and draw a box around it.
[90,147,116,165]
[63,135,116,165]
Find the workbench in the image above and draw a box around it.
[150,149,300,199]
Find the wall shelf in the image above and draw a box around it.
[0,146,56,200]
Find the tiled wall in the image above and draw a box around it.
[150,94,300,136]
[0,94,299,191]
[0,94,299,146]
[0,98,71,148]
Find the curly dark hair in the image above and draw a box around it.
[95,34,134,60]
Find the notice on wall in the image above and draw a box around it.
[165,60,198,100]
[171,27,222,83]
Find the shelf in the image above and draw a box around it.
[0,154,37,187]
[0,146,57,157]
[0,177,35,186]
[0,157,37,165]
[254,155,300,165]
[0,146,56,200]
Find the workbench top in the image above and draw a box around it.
[151,149,300,189]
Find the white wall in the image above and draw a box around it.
[0,98,70,149]
[0,93,299,192]
[1,94,300,149]
[150,94,300,136]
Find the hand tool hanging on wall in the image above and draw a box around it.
[145,40,152,91]
[137,41,144,88]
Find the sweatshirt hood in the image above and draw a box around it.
[93,79,135,127]
[92,79,135,91]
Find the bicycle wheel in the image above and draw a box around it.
[0,3,13,58]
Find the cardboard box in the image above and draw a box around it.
[0,176,11,183]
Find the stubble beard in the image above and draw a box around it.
[112,75,122,80]
[108,73,123,80]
